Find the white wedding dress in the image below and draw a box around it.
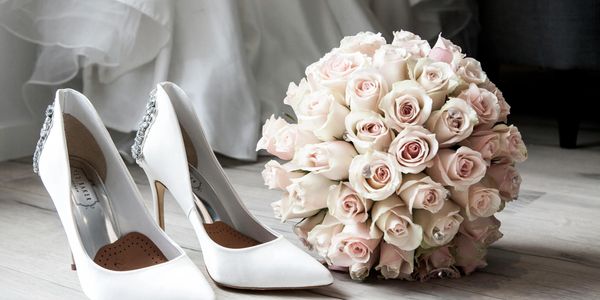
[0,0,473,161]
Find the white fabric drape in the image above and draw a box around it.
[0,0,473,161]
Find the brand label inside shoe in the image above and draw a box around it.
[71,168,100,208]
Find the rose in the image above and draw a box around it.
[376,242,414,279]
[427,147,487,190]
[414,246,458,281]
[425,98,479,147]
[456,58,487,85]
[349,151,403,200]
[409,58,458,109]
[391,30,431,58]
[306,51,370,95]
[480,81,510,122]
[327,182,373,224]
[327,222,382,267]
[349,251,378,281]
[459,215,503,246]
[294,210,327,249]
[272,173,335,221]
[292,141,357,180]
[414,200,464,248]
[450,177,502,221]
[284,78,311,111]
[388,126,439,174]
[296,89,350,141]
[379,80,433,131]
[261,160,304,190]
[372,45,412,86]
[427,34,465,68]
[256,115,319,160]
[370,195,423,251]
[459,129,501,163]
[344,111,393,153]
[487,162,522,202]
[306,213,344,258]
[493,124,528,163]
[398,173,449,213]
[457,83,500,128]
[345,69,388,112]
[453,234,487,275]
[338,31,386,57]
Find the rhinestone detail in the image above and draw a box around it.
[32,104,55,174]
[131,89,157,162]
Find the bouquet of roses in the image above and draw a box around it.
[257,30,527,281]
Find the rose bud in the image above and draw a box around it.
[493,124,528,163]
[398,173,449,213]
[272,173,335,221]
[459,129,501,163]
[427,147,487,190]
[370,195,423,251]
[283,78,311,111]
[327,182,373,224]
[459,215,503,246]
[296,88,350,141]
[414,246,459,281]
[349,150,403,200]
[338,31,386,57]
[456,57,487,85]
[261,160,304,190]
[414,200,464,248]
[450,177,502,221]
[327,221,382,267]
[306,51,370,96]
[257,115,319,160]
[391,30,431,58]
[292,141,357,180]
[373,44,412,86]
[376,242,414,279]
[379,80,433,131]
[487,162,522,202]
[427,34,465,68]
[344,111,393,154]
[409,58,458,109]
[453,234,487,275]
[425,98,479,147]
[345,69,389,112]
[306,213,344,258]
[388,125,439,174]
[294,210,327,250]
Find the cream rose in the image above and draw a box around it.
[327,182,373,224]
[450,177,502,221]
[261,160,304,190]
[398,173,449,213]
[427,147,487,190]
[256,115,319,160]
[345,69,389,112]
[493,124,528,163]
[338,31,386,57]
[459,129,501,163]
[327,221,382,267]
[372,44,412,86]
[292,141,357,180]
[453,234,487,275]
[456,58,487,85]
[409,58,458,109]
[414,200,464,248]
[457,83,500,128]
[349,253,378,281]
[391,30,431,58]
[344,111,393,154]
[487,162,522,202]
[306,51,370,95]
[349,151,403,200]
[459,215,503,246]
[376,242,414,279]
[371,195,423,251]
[480,81,510,122]
[296,89,350,141]
[414,246,456,281]
[425,98,479,147]
[379,80,433,131]
[427,34,465,68]
[283,78,311,111]
[272,173,335,221]
[306,213,344,258]
[294,210,326,250]
[388,126,439,174]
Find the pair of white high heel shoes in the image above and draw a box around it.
[33,82,333,299]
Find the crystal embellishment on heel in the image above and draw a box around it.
[131,89,157,162]
[33,104,55,174]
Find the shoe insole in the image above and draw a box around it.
[204,221,259,249]
[94,232,167,271]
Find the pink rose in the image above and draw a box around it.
[292,141,357,180]
[327,222,382,267]
[272,173,335,221]
[338,31,386,57]
[379,80,433,131]
[480,81,511,122]
[456,58,487,85]
[283,78,311,111]
[460,215,503,246]
[327,182,373,224]
[398,173,449,213]
[453,234,487,275]
[427,34,465,68]
[344,111,393,153]
[414,200,464,248]
[296,89,350,141]
[388,126,439,174]
[457,83,500,128]
[487,162,522,202]
[306,213,344,258]
[306,51,370,95]
[391,30,431,58]
[459,129,501,163]
[345,69,389,112]
[261,160,304,190]
[376,242,414,279]
[427,147,487,190]
[294,210,327,249]
[493,124,528,163]
[257,115,319,160]
[409,58,458,109]
[373,44,411,86]
[349,151,403,200]
[425,98,479,147]
[450,177,502,221]
[414,246,459,281]
[371,195,423,251]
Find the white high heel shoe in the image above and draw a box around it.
[34,89,214,300]
[132,82,334,289]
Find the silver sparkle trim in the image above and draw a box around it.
[32,104,55,174]
[131,89,157,162]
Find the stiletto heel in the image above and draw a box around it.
[133,82,334,289]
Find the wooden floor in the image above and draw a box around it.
[1,116,599,299]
